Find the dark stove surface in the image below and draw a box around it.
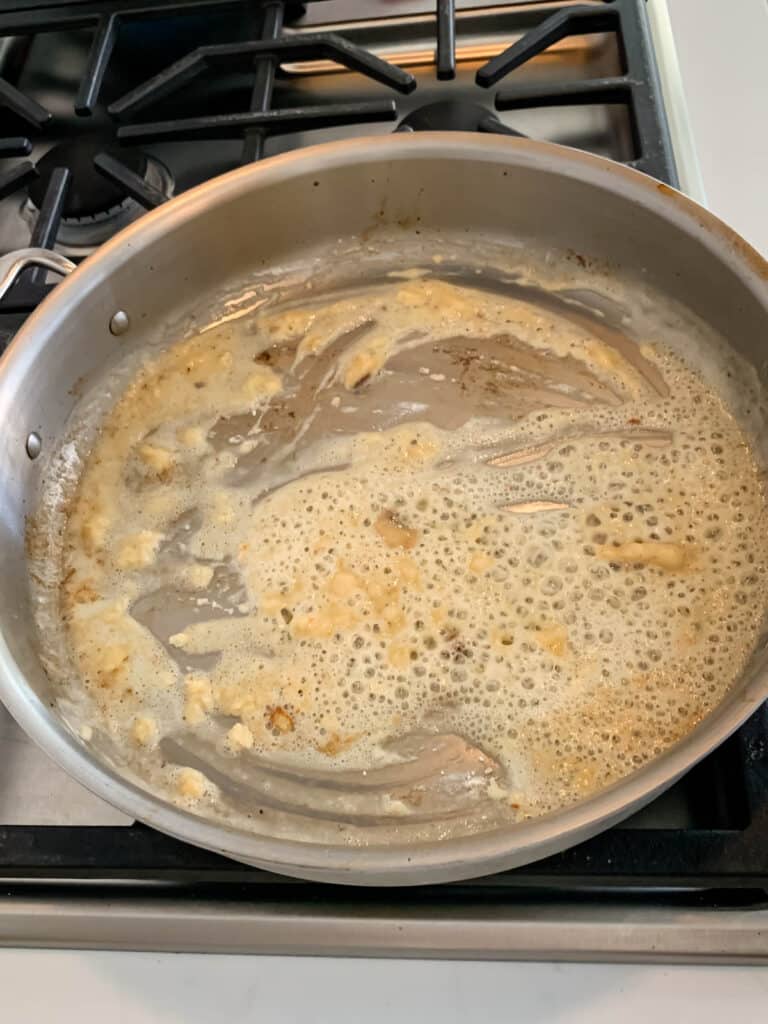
[0,1,766,914]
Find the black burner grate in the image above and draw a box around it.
[0,0,677,321]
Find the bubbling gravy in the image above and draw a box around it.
[47,267,768,835]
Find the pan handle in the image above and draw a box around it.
[0,247,76,304]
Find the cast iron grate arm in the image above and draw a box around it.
[107,33,414,151]
[75,13,119,116]
[436,0,456,81]
[476,0,677,183]
[93,151,169,208]
[242,0,284,164]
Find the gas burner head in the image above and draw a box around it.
[398,100,524,137]
[24,141,174,256]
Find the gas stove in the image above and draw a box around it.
[0,0,766,961]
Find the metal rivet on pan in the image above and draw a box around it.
[26,432,42,459]
[109,310,130,336]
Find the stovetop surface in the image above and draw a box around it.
[0,3,766,948]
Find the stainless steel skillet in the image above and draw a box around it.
[0,134,766,885]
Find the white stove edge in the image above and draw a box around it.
[1,956,767,1023]
[647,0,707,204]
[652,0,768,259]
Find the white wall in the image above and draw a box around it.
[666,0,768,254]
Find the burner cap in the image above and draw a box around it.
[28,141,147,220]
[398,100,524,136]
